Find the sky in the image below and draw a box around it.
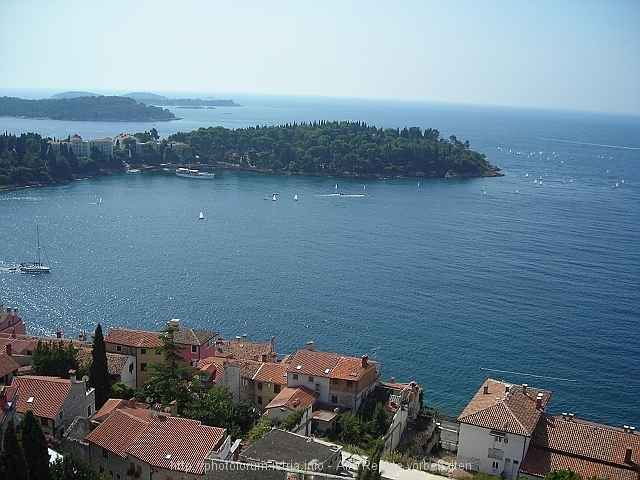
[1,0,639,115]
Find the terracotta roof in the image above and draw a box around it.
[86,409,150,458]
[77,348,130,376]
[11,375,79,419]
[330,356,378,381]
[104,328,163,348]
[93,398,152,422]
[127,416,226,474]
[172,328,217,346]
[215,339,272,361]
[265,386,319,411]
[237,359,263,379]
[457,379,552,437]
[253,362,289,385]
[379,380,424,393]
[286,349,341,377]
[519,414,640,480]
[0,353,19,377]
[198,357,227,378]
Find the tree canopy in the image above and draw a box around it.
[31,340,79,378]
[89,324,110,410]
[167,121,501,178]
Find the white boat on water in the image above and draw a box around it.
[175,168,215,179]
[293,194,298,201]
[272,194,277,201]
[20,225,50,273]
[126,168,141,174]
[199,212,204,220]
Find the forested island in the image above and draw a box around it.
[125,92,240,107]
[0,122,500,188]
[166,121,501,178]
[0,95,177,121]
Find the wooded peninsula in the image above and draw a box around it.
[0,122,501,188]
[0,95,177,122]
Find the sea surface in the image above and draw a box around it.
[1,93,639,427]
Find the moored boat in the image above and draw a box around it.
[175,168,215,179]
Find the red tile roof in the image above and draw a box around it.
[86,409,150,458]
[11,375,79,419]
[77,348,130,376]
[237,359,263,379]
[287,349,341,377]
[172,328,217,346]
[104,328,163,348]
[93,398,152,423]
[0,353,19,377]
[215,339,272,361]
[265,386,319,411]
[127,416,226,474]
[330,356,378,381]
[520,414,640,480]
[458,379,552,437]
[253,362,289,385]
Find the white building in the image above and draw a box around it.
[48,134,113,159]
[456,379,551,477]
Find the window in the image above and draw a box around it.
[292,374,298,380]
[129,362,134,374]
[191,345,198,354]
[116,345,122,352]
[257,396,262,404]
[331,395,338,404]
[87,406,92,416]
[243,379,249,387]
[347,380,353,387]
[102,448,109,459]
[332,378,339,385]
[109,471,113,477]
[494,436,503,442]
[141,363,147,371]
[257,382,263,390]
[492,461,499,469]
[274,384,281,394]
[59,411,63,419]
[140,348,146,354]
[99,466,105,473]
[308,376,314,383]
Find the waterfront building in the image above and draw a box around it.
[48,133,113,159]
[457,379,552,477]
[103,328,164,388]
[263,386,319,435]
[0,303,26,335]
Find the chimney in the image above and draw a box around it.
[170,400,178,416]
[261,353,267,362]
[562,412,568,421]
[390,376,395,383]
[69,369,77,384]
[505,384,510,393]
[624,447,632,464]
[483,385,489,395]
[169,318,180,328]
[362,354,369,368]
[536,392,543,410]
[0,386,6,409]
[306,341,314,351]
[6,307,11,315]
[568,413,574,422]
[242,333,248,341]
[56,329,62,338]
[5,344,11,357]
[522,383,528,395]
[271,336,276,352]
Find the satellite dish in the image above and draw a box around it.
[82,375,89,383]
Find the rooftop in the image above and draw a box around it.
[241,428,341,469]
[215,338,272,361]
[172,328,217,346]
[11,375,83,419]
[0,353,20,377]
[86,409,150,458]
[457,378,552,437]
[265,386,319,411]
[253,362,289,384]
[104,328,163,349]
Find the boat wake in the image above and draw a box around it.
[540,138,639,150]
[315,193,369,198]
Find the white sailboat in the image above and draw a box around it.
[19,225,50,273]
[199,212,204,220]
[272,194,277,201]
[293,195,298,201]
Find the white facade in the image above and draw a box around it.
[118,355,136,388]
[457,423,529,477]
[288,373,330,404]
[89,137,114,157]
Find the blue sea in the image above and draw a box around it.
[1,93,639,428]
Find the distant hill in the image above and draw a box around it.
[0,96,177,121]
[125,92,169,102]
[52,91,101,99]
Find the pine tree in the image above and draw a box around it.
[0,419,29,480]
[21,410,53,480]
[89,324,110,409]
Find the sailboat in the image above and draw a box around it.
[199,212,204,220]
[293,194,298,201]
[272,194,277,201]
[19,225,50,273]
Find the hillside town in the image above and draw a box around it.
[0,300,638,480]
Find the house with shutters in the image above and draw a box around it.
[104,328,164,388]
[236,359,289,411]
[264,386,319,435]
[286,341,381,412]
[456,379,552,477]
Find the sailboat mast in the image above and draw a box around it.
[37,225,41,266]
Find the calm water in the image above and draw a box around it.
[1,95,639,427]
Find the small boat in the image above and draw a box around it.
[199,212,204,220]
[417,182,420,186]
[175,168,215,179]
[272,194,277,201]
[526,173,529,177]
[20,225,50,273]
[293,195,298,201]
[515,190,518,194]
[335,184,338,190]
[125,168,141,174]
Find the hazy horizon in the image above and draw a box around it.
[2,1,639,115]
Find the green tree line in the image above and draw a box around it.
[0,96,176,121]
[168,121,501,178]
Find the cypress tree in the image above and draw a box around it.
[89,324,110,409]
[0,419,29,480]
[21,410,53,480]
